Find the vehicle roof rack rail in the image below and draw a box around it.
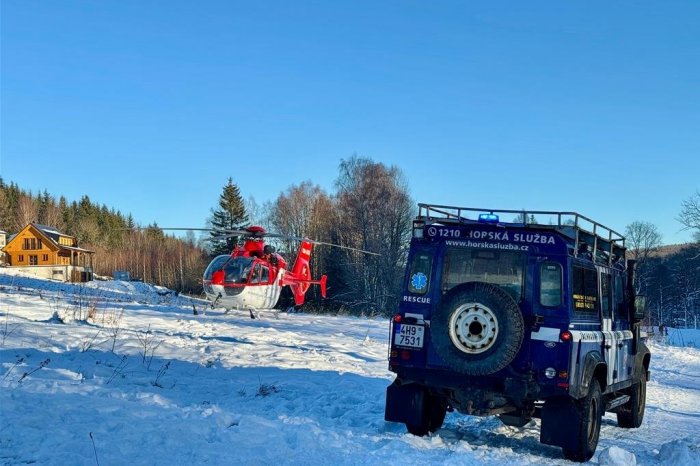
[417,203,626,266]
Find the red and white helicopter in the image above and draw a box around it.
[188,225,376,318]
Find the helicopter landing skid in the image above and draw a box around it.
[223,305,258,319]
[211,293,222,309]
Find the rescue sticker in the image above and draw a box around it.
[403,296,431,304]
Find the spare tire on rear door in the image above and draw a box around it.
[431,282,524,376]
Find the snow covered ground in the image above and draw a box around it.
[1,269,698,465]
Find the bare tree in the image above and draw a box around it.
[334,156,414,315]
[625,221,662,262]
[42,204,65,231]
[678,190,700,243]
[245,196,274,231]
[625,221,662,291]
[271,182,334,303]
[272,181,333,245]
[15,197,38,230]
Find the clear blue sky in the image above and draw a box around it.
[1,1,698,244]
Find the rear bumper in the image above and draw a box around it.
[391,366,544,414]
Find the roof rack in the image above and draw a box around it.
[417,203,626,266]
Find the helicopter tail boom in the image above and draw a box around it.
[281,240,327,306]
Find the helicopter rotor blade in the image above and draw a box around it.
[250,232,380,256]
[120,227,251,236]
[208,231,255,240]
[119,227,214,232]
[119,227,379,255]
[307,240,380,256]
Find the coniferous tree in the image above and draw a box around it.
[208,178,249,256]
[0,189,12,231]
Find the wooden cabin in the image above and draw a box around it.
[1,223,94,281]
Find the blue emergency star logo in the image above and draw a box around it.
[411,272,428,291]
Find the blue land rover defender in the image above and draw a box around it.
[385,204,650,462]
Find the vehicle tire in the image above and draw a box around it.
[406,393,447,436]
[431,282,524,375]
[563,378,603,462]
[617,376,646,428]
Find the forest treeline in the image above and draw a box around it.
[639,244,700,328]
[1,168,699,322]
[0,178,209,293]
[0,156,414,314]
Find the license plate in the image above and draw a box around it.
[394,324,424,348]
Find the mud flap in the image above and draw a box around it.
[540,397,581,450]
[384,382,425,426]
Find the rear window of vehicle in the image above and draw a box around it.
[540,262,562,307]
[442,248,526,302]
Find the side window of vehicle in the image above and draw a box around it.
[408,251,433,295]
[540,262,562,307]
[261,266,270,284]
[573,265,598,315]
[601,272,612,319]
[614,274,625,317]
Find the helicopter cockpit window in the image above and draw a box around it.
[203,255,231,280]
[220,257,254,284]
[260,266,270,284]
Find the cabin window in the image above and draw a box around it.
[573,266,598,315]
[29,255,38,265]
[19,255,24,262]
[42,254,49,261]
[540,262,562,307]
[260,266,270,284]
[408,251,433,295]
[22,238,43,250]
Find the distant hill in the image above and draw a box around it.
[649,243,696,258]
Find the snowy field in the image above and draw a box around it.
[1,269,698,465]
